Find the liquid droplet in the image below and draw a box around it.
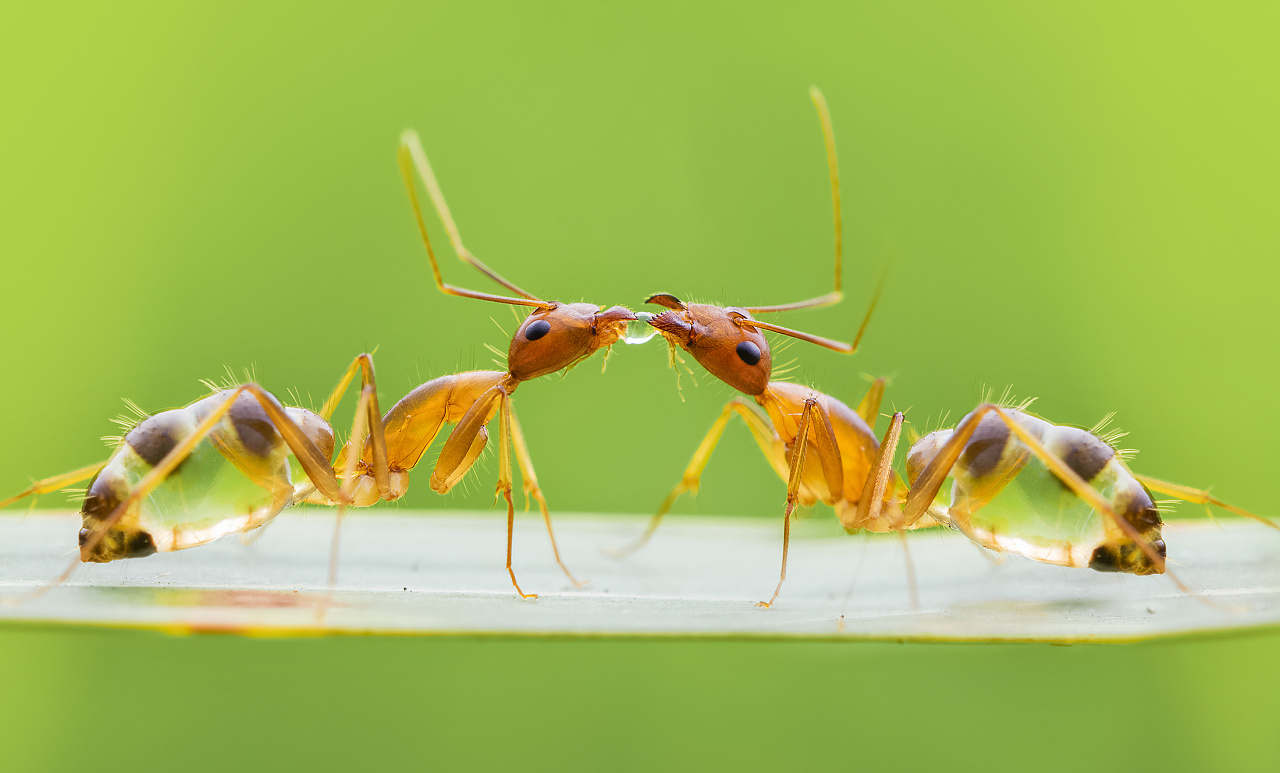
[623,314,657,345]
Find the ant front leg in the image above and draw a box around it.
[431,384,581,599]
[611,397,781,558]
[758,396,843,609]
[490,390,532,599]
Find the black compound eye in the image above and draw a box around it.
[735,340,761,366]
[525,319,552,341]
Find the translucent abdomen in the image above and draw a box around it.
[908,409,1165,574]
[80,390,331,562]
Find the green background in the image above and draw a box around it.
[1,2,1277,770]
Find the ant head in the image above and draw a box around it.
[642,293,772,396]
[508,303,635,381]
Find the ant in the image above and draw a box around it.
[612,87,910,608]
[619,88,1277,608]
[1,130,636,601]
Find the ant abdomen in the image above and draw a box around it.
[908,407,1165,575]
[79,390,332,562]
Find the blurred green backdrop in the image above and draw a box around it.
[2,2,1277,517]
[1,2,1277,770]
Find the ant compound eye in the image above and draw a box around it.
[525,319,552,341]
[736,341,761,366]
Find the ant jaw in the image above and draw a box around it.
[647,310,694,341]
[596,305,637,327]
[645,293,687,311]
[591,305,638,353]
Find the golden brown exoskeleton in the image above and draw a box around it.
[1,131,634,601]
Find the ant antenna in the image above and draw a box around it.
[398,131,550,310]
[738,269,885,354]
[746,86,844,314]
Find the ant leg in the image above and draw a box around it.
[506,402,586,587]
[758,398,823,608]
[611,397,780,557]
[248,353,393,549]
[17,385,347,602]
[849,413,920,609]
[328,384,377,589]
[319,353,375,422]
[854,378,887,431]
[318,353,392,501]
[744,87,844,314]
[0,461,108,510]
[430,386,537,599]
[1132,474,1278,531]
[494,390,535,599]
[851,412,906,530]
[430,386,502,494]
[902,404,1185,591]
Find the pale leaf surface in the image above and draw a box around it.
[1,512,1277,641]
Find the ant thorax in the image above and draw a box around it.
[908,408,1165,575]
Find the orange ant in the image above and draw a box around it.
[616,88,1278,608]
[1,130,635,601]
[613,87,909,607]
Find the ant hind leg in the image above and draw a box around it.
[507,402,586,587]
[0,461,108,511]
[1132,474,1278,531]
